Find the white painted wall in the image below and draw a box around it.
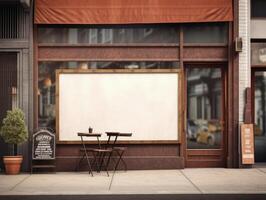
[239,0,251,122]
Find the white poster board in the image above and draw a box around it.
[57,71,179,142]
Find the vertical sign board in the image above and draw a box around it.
[32,129,55,160]
[241,124,254,164]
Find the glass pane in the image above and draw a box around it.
[187,68,222,149]
[184,23,228,43]
[38,26,179,44]
[251,0,266,18]
[254,71,266,162]
[38,61,179,130]
[251,43,266,65]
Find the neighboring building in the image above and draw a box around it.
[0,0,33,172]
[1,0,252,172]
[238,0,266,164]
[250,0,266,163]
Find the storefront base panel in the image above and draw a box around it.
[54,144,183,171]
[55,157,184,171]
[186,160,225,168]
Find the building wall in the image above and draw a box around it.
[0,1,33,171]
[238,0,251,123]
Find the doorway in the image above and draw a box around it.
[185,65,226,167]
[0,52,17,171]
[252,70,266,163]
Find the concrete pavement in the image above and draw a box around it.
[0,168,266,197]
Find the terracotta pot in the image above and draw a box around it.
[3,156,23,175]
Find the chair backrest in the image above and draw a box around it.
[105,132,132,148]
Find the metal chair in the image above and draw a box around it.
[105,132,132,172]
[76,132,112,176]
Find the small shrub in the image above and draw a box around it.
[0,108,28,146]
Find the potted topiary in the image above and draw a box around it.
[0,108,28,175]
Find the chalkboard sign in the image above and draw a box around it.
[32,129,55,160]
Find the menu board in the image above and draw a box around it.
[241,124,254,164]
[32,129,55,160]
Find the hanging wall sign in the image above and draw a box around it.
[241,124,254,164]
[32,129,55,160]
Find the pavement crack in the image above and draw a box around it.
[180,170,203,194]
[108,171,116,190]
[9,175,31,191]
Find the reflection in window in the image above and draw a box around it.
[251,43,266,65]
[254,71,266,162]
[187,68,222,149]
[38,61,179,131]
[184,23,228,43]
[38,26,179,44]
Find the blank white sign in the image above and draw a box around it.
[58,72,178,141]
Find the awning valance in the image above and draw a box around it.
[34,0,233,24]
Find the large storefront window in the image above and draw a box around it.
[38,25,180,44]
[38,23,229,45]
[38,61,179,130]
[254,71,266,162]
[187,68,222,149]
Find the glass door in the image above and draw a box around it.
[253,71,266,162]
[186,66,225,167]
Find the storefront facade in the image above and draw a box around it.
[0,0,241,172]
[32,0,240,170]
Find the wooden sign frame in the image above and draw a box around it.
[32,129,55,160]
[241,123,255,164]
[55,69,182,144]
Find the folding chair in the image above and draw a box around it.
[105,132,132,172]
[76,132,112,176]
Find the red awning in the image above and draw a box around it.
[34,0,233,24]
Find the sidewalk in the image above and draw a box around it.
[1,168,266,196]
